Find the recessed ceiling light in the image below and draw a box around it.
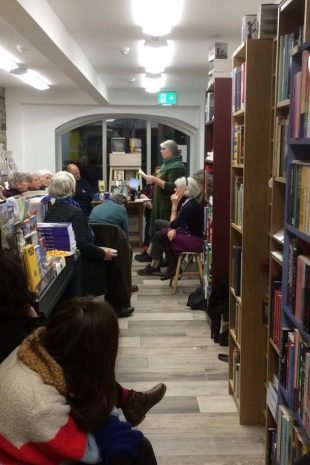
[16,45,28,53]
[128,77,136,83]
[119,47,130,56]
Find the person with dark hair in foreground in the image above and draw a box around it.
[0,249,166,431]
[0,297,158,465]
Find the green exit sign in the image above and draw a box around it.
[157,91,177,105]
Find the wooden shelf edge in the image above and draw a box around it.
[277,99,290,109]
[232,42,246,59]
[230,286,242,304]
[270,251,283,266]
[229,328,241,350]
[229,379,240,410]
[232,163,244,169]
[269,338,280,355]
[232,109,245,117]
[231,222,243,234]
[274,176,286,184]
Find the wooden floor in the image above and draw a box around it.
[116,259,265,465]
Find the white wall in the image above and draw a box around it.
[5,87,206,175]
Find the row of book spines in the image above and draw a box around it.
[231,245,242,297]
[270,285,282,349]
[277,32,294,103]
[232,124,244,165]
[276,406,310,465]
[289,162,310,234]
[279,328,310,424]
[232,63,246,113]
[273,116,288,178]
[290,50,310,139]
[232,176,243,227]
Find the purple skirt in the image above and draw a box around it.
[163,228,204,256]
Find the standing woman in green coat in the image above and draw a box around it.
[136,140,186,274]
[147,140,186,236]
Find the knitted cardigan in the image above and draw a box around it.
[0,329,143,465]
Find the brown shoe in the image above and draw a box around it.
[131,284,139,293]
[122,383,167,426]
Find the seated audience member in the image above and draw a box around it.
[45,171,134,318]
[137,177,204,278]
[67,162,94,217]
[0,249,166,429]
[26,172,42,190]
[0,296,159,465]
[89,193,129,236]
[37,169,53,190]
[3,171,29,197]
[135,166,160,263]
[192,169,205,204]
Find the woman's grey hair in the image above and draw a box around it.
[38,169,53,176]
[26,172,39,183]
[111,193,128,207]
[7,171,28,188]
[48,171,76,199]
[160,139,180,157]
[175,176,201,199]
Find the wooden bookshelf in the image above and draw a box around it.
[265,1,310,463]
[204,74,232,296]
[229,39,273,425]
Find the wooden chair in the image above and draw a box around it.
[169,252,204,295]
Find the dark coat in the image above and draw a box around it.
[44,202,108,297]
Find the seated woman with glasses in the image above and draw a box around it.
[140,177,204,279]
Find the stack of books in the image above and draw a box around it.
[37,223,76,252]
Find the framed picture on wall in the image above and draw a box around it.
[113,170,124,181]
[125,170,137,180]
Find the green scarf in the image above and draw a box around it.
[159,155,185,174]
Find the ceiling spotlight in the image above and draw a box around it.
[128,77,136,83]
[142,73,165,93]
[132,0,184,36]
[139,38,173,74]
[119,47,130,56]
[16,45,28,53]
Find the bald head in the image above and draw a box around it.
[67,164,80,181]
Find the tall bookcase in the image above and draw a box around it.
[228,39,273,425]
[204,73,232,295]
[265,0,310,462]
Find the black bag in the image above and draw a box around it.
[186,286,206,310]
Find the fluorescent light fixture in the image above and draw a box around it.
[132,0,183,36]
[142,73,165,93]
[11,68,50,90]
[139,38,173,74]
[0,47,18,72]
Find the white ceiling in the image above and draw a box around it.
[0,0,277,104]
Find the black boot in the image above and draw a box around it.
[122,383,167,426]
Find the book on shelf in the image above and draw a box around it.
[274,116,288,178]
[270,280,282,348]
[232,64,246,112]
[288,161,310,233]
[277,33,294,103]
[232,124,244,165]
[257,3,277,39]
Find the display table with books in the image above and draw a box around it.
[34,253,81,317]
